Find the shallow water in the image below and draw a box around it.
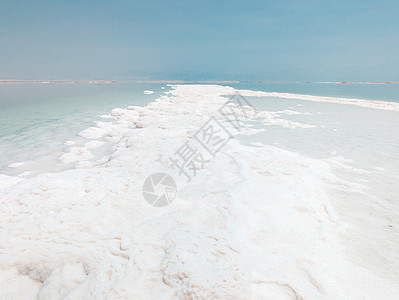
[0,83,165,176]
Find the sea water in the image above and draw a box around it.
[0,83,165,176]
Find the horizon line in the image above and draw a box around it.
[1,80,399,85]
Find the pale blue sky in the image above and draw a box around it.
[1,0,398,81]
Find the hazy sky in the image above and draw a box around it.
[1,0,398,81]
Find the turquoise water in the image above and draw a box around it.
[0,83,166,175]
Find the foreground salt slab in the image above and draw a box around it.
[0,85,398,299]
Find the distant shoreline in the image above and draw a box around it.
[0,80,398,85]
[0,80,240,84]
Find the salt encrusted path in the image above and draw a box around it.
[237,89,399,111]
[0,85,398,299]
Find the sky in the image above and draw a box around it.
[0,0,399,81]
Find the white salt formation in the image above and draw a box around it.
[0,85,398,299]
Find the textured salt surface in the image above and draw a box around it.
[8,162,24,168]
[0,85,398,299]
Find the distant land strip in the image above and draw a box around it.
[0,80,398,85]
[0,80,240,84]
